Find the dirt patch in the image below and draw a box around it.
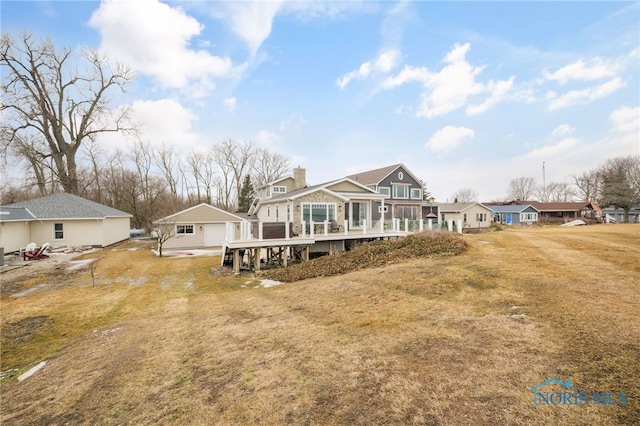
[2,316,53,343]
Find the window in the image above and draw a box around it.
[287,204,291,222]
[520,212,538,222]
[276,205,279,221]
[398,171,404,180]
[475,213,486,222]
[273,186,286,194]
[302,203,336,223]
[463,213,467,222]
[378,187,390,198]
[176,224,194,234]
[411,188,422,199]
[54,223,64,240]
[267,206,270,218]
[393,184,409,199]
[266,187,271,198]
[378,205,389,213]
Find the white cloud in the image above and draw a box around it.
[543,58,621,84]
[88,0,244,91]
[610,106,639,134]
[381,43,514,118]
[131,99,200,146]
[551,124,575,137]
[524,138,579,159]
[466,77,515,115]
[223,97,237,112]
[96,99,200,151]
[547,77,625,110]
[256,129,281,145]
[426,126,475,153]
[337,49,401,89]
[217,1,284,56]
[279,113,306,132]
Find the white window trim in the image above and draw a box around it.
[393,184,410,199]
[53,222,64,240]
[273,186,286,194]
[378,205,389,213]
[176,224,195,234]
[410,188,422,200]
[301,202,337,222]
[379,187,390,198]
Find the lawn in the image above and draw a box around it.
[1,225,638,425]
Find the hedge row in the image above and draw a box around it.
[259,231,468,283]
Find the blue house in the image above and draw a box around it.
[489,204,539,225]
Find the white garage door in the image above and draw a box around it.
[204,224,227,247]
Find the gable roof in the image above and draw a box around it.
[156,203,247,222]
[346,164,402,186]
[0,206,36,221]
[439,202,492,213]
[6,193,132,219]
[489,204,540,214]
[346,163,424,187]
[513,201,601,212]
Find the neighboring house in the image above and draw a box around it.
[155,203,250,250]
[346,164,437,221]
[489,204,539,225]
[601,203,640,223]
[439,202,493,231]
[512,201,602,221]
[0,193,132,253]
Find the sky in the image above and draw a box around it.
[2,0,639,202]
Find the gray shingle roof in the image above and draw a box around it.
[346,164,402,186]
[0,207,36,221]
[6,193,132,219]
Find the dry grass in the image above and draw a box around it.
[1,225,638,425]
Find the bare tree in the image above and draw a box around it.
[572,170,602,203]
[451,187,478,203]
[507,177,537,201]
[212,139,256,209]
[252,148,290,187]
[153,219,176,258]
[153,142,181,200]
[187,148,216,204]
[599,155,640,222]
[1,32,133,194]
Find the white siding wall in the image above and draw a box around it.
[0,221,32,253]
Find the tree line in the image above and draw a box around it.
[506,155,640,222]
[1,32,289,230]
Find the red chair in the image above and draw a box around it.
[24,242,50,260]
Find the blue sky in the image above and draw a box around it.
[2,0,639,201]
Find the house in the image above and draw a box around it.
[346,164,438,221]
[155,203,250,251]
[512,201,602,222]
[489,204,539,225]
[251,171,386,234]
[601,203,640,223]
[438,202,493,232]
[0,193,132,253]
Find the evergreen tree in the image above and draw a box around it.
[237,175,255,213]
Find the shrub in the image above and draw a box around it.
[260,231,468,282]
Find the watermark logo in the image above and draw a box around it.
[530,377,627,407]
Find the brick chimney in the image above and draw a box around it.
[293,167,306,190]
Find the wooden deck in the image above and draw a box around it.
[222,228,412,275]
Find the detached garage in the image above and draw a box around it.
[1,193,132,252]
[155,203,249,251]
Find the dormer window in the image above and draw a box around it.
[273,186,286,194]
